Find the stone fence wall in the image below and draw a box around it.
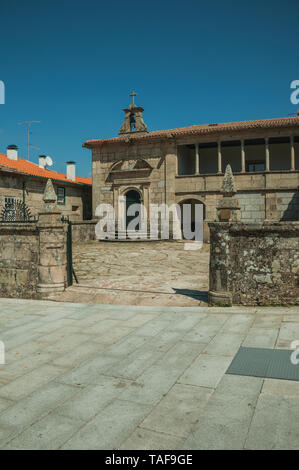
[0,224,39,298]
[71,220,97,243]
[0,218,68,299]
[0,219,96,300]
[209,221,299,306]
[0,183,70,301]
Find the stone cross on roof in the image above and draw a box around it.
[130,91,137,106]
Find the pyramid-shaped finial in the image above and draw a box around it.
[222,164,236,195]
[43,178,57,203]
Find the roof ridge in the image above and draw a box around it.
[83,115,299,147]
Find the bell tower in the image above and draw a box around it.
[119,91,148,135]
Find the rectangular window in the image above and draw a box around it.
[57,187,66,205]
[4,196,16,221]
[246,161,265,172]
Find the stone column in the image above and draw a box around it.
[143,185,150,234]
[37,179,67,296]
[217,141,222,173]
[241,140,246,173]
[208,222,232,306]
[290,135,295,171]
[265,138,270,172]
[195,143,200,174]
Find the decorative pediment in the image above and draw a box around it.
[107,159,152,182]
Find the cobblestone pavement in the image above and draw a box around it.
[54,241,210,306]
[0,298,299,450]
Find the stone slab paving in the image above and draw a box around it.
[51,241,210,306]
[0,298,299,449]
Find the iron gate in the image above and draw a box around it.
[62,216,73,286]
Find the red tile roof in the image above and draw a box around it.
[83,115,299,147]
[0,153,92,186]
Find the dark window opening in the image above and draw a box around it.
[130,114,136,132]
[246,161,265,172]
[221,140,241,148]
[269,136,290,144]
[57,187,66,205]
[244,138,265,146]
[177,145,196,175]
[198,142,217,149]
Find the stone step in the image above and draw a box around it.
[99,229,176,241]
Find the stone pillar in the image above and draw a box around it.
[143,185,150,233]
[195,143,200,174]
[290,135,295,171]
[208,222,232,306]
[241,140,246,173]
[165,145,177,239]
[209,165,241,305]
[37,179,67,296]
[217,141,222,173]
[265,138,270,172]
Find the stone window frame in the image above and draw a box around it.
[57,186,66,205]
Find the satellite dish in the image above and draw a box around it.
[45,156,53,167]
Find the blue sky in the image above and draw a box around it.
[0,0,298,177]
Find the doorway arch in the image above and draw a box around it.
[125,189,141,230]
[178,199,205,240]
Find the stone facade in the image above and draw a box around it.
[209,221,299,306]
[83,99,299,240]
[0,172,92,221]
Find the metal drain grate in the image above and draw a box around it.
[226,347,299,381]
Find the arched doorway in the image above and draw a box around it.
[179,199,205,240]
[125,190,141,230]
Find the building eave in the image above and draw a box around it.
[82,116,299,149]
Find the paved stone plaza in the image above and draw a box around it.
[54,241,210,306]
[0,298,299,449]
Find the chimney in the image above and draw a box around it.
[6,145,18,160]
[66,161,76,182]
[39,155,47,169]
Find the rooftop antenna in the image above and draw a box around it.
[18,121,41,160]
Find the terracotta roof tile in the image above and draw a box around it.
[83,115,299,147]
[0,153,92,186]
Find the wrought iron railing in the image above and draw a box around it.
[0,199,38,223]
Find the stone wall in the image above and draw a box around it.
[71,220,97,243]
[0,223,39,298]
[209,221,299,306]
[237,191,265,222]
